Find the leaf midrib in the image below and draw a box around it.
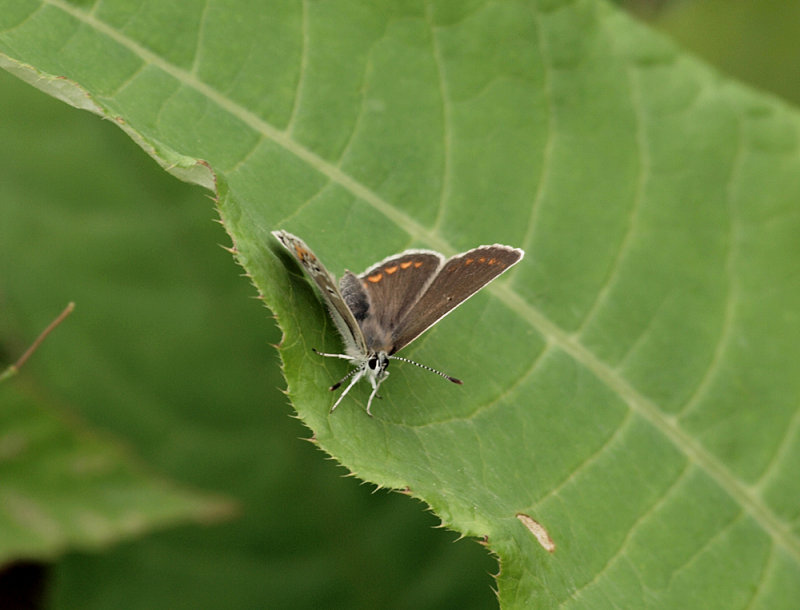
[47,0,799,562]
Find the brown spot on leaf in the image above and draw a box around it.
[516,513,555,553]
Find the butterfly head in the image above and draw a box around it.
[323,349,390,416]
[367,351,390,380]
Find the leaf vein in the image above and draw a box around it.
[188,0,210,77]
[667,511,745,583]
[676,106,743,419]
[559,462,692,606]
[575,63,649,337]
[534,411,634,508]
[498,283,800,562]
[753,406,800,492]
[425,6,452,233]
[742,541,776,610]
[520,8,556,254]
[285,0,308,134]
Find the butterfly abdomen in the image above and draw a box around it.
[339,271,369,321]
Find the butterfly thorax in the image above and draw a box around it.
[360,317,396,355]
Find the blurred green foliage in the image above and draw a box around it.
[621,0,800,105]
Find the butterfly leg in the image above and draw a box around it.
[330,367,365,413]
[364,375,386,417]
[312,348,354,360]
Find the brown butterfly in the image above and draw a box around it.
[274,230,523,415]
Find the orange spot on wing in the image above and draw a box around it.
[294,246,314,263]
[479,257,486,263]
[413,261,423,268]
[367,273,383,283]
[465,258,474,265]
[385,265,399,274]
[400,261,413,269]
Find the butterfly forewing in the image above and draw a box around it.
[390,245,523,352]
[356,252,443,344]
[272,230,368,356]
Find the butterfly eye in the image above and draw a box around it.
[367,355,379,370]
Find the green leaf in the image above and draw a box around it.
[0,384,233,564]
[2,0,799,607]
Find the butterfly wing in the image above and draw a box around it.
[355,251,444,353]
[273,230,367,357]
[390,245,524,352]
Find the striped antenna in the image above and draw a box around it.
[388,355,462,385]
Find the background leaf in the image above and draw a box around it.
[2,0,799,608]
[639,0,800,107]
[0,382,232,565]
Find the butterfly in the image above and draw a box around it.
[273,230,524,415]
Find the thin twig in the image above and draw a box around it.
[0,302,75,382]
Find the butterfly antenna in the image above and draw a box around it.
[389,356,463,384]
